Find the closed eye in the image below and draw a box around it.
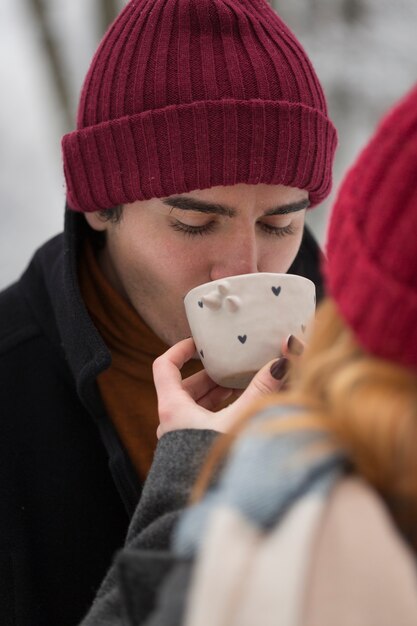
[170,220,216,237]
[258,222,297,237]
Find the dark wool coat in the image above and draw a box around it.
[0,209,324,626]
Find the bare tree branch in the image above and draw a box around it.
[26,0,73,130]
[342,0,365,24]
[99,0,119,36]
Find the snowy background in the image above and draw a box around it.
[1,0,416,289]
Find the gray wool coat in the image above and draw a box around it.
[79,429,218,626]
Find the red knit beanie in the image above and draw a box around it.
[325,83,417,371]
[62,0,337,213]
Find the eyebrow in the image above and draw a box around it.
[162,196,309,216]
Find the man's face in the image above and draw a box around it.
[85,183,308,346]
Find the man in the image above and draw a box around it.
[0,0,337,624]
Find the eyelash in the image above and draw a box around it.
[258,223,296,238]
[170,221,217,237]
[170,220,296,238]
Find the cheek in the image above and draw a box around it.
[261,231,305,272]
[288,228,305,260]
[120,232,206,296]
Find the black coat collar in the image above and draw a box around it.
[20,210,111,417]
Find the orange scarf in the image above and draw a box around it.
[78,239,202,481]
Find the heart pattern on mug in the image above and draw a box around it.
[188,280,315,390]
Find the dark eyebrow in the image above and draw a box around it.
[162,196,236,217]
[162,196,309,217]
[263,198,310,216]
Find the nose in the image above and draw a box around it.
[209,230,259,280]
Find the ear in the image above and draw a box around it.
[84,212,108,232]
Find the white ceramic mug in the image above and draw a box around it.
[184,272,316,388]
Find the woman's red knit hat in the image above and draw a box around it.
[325,83,417,370]
[62,0,337,213]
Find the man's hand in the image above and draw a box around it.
[153,338,290,438]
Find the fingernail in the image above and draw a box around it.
[270,357,289,381]
[287,335,304,356]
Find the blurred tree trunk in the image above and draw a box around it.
[99,0,119,36]
[342,0,365,23]
[26,0,120,131]
[26,0,73,130]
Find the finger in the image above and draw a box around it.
[153,338,196,397]
[154,337,197,373]
[233,357,289,410]
[197,385,234,411]
[282,334,305,357]
[270,357,291,382]
[182,368,220,401]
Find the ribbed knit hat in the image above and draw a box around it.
[62,0,337,213]
[325,83,417,371]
